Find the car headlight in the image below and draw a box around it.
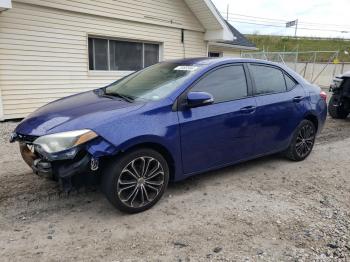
[33,129,98,155]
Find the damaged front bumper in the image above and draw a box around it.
[19,142,98,190]
[13,133,119,191]
[20,142,92,177]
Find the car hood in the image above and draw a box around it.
[15,90,145,136]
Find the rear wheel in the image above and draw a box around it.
[285,120,316,161]
[328,95,349,119]
[102,148,169,213]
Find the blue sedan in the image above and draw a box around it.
[11,58,327,213]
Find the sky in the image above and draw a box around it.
[211,0,350,38]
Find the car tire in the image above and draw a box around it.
[101,148,169,213]
[284,120,316,161]
[328,95,349,119]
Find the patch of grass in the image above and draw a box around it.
[246,35,350,62]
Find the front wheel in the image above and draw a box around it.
[285,120,316,161]
[328,95,349,119]
[102,148,169,213]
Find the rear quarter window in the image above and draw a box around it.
[284,73,297,91]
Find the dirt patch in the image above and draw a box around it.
[0,116,350,261]
[317,116,350,144]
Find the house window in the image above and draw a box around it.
[88,37,160,71]
[208,52,222,58]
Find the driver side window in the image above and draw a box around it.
[191,65,248,103]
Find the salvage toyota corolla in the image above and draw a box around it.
[10,58,327,213]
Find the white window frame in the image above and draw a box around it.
[88,36,162,72]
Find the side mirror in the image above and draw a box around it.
[187,91,214,108]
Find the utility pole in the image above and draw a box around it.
[286,19,298,38]
[226,4,229,20]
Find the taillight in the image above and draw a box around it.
[320,91,327,101]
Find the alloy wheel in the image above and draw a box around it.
[117,156,165,208]
[295,123,315,158]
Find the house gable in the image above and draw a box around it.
[184,0,234,41]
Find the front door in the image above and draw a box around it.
[178,64,257,175]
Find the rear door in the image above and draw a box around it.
[178,64,257,174]
[248,63,306,155]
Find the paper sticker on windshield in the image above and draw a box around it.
[174,66,198,71]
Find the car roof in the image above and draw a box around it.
[165,57,283,67]
[164,57,309,88]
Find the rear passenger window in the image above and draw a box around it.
[285,74,297,91]
[191,65,248,103]
[250,65,286,95]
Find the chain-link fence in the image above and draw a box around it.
[241,51,350,87]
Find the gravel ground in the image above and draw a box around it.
[0,115,350,261]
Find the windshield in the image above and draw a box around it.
[105,62,201,101]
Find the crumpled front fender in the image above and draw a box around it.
[86,137,119,158]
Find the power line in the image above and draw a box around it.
[220,11,286,22]
[227,19,285,28]
[227,19,350,33]
[296,21,350,28]
[221,11,350,30]
[226,17,286,26]
[223,14,350,33]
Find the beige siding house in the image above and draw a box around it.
[0,0,255,120]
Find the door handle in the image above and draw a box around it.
[293,96,304,103]
[240,105,256,113]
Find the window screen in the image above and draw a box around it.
[110,41,143,71]
[250,65,286,95]
[191,65,248,103]
[93,38,108,70]
[144,44,159,68]
[88,37,160,71]
[285,74,297,91]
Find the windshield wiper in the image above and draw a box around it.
[106,92,134,103]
